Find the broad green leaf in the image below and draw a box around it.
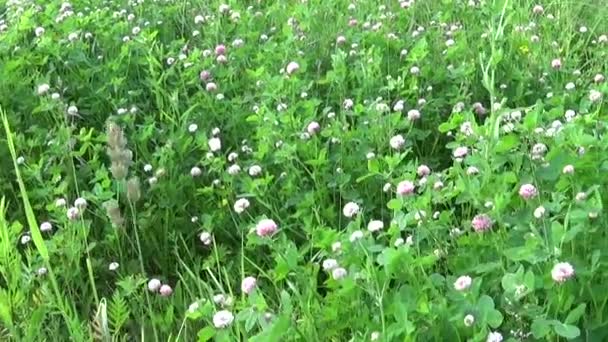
[475,262,502,274]
[495,134,520,153]
[553,322,581,339]
[565,304,586,324]
[407,38,429,63]
[531,319,551,338]
[487,310,504,328]
[197,326,215,342]
[523,108,539,130]
[551,221,564,248]
[387,199,403,210]
[477,295,495,315]
[523,270,535,292]
[250,315,290,342]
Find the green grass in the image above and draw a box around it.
[0,0,607,341]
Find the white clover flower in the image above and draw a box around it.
[148,278,161,292]
[37,267,48,276]
[331,241,342,253]
[390,134,405,150]
[227,152,238,162]
[40,221,52,232]
[460,122,474,136]
[407,109,421,121]
[248,165,262,177]
[74,197,87,209]
[20,235,31,245]
[383,183,392,192]
[233,198,250,214]
[67,105,79,116]
[454,275,472,291]
[160,284,172,296]
[190,166,202,177]
[55,198,67,207]
[208,137,221,152]
[367,220,384,232]
[565,109,576,122]
[375,103,389,113]
[37,83,50,95]
[241,276,257,294]
[393,100,404,112]
[534,206,546,218]
[322,259,339,271]
[464,314,475,326]
[343,99,354,110]
[589,90,602,103]
[227,164,241,175]
[286,61,300,75]
[486,331,503,342]
[218,3,230,13]
[213,310,234,328]
[213,294,227,305]
[332,267,347,280]
[414,210,426,221]
[199,231,212,245]
[418,176,429,187]
[405,235,414,246]
[510,111,522,121]
[188,302,200,313]
[575,192,586,201]
[342,202,360,218]
[467,166,479,175]
[349,230,364,242]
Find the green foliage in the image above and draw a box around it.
[0,0,607,340]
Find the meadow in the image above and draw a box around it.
[0,0,607,341]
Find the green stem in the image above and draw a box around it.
[129,200,159,341]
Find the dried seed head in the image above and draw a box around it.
[106,122,127,150]
[110,163,129,180]
[106,122,133,180]
[126,177,141,202]
[103,200,124,228]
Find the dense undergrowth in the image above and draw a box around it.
[0,0,607,341]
